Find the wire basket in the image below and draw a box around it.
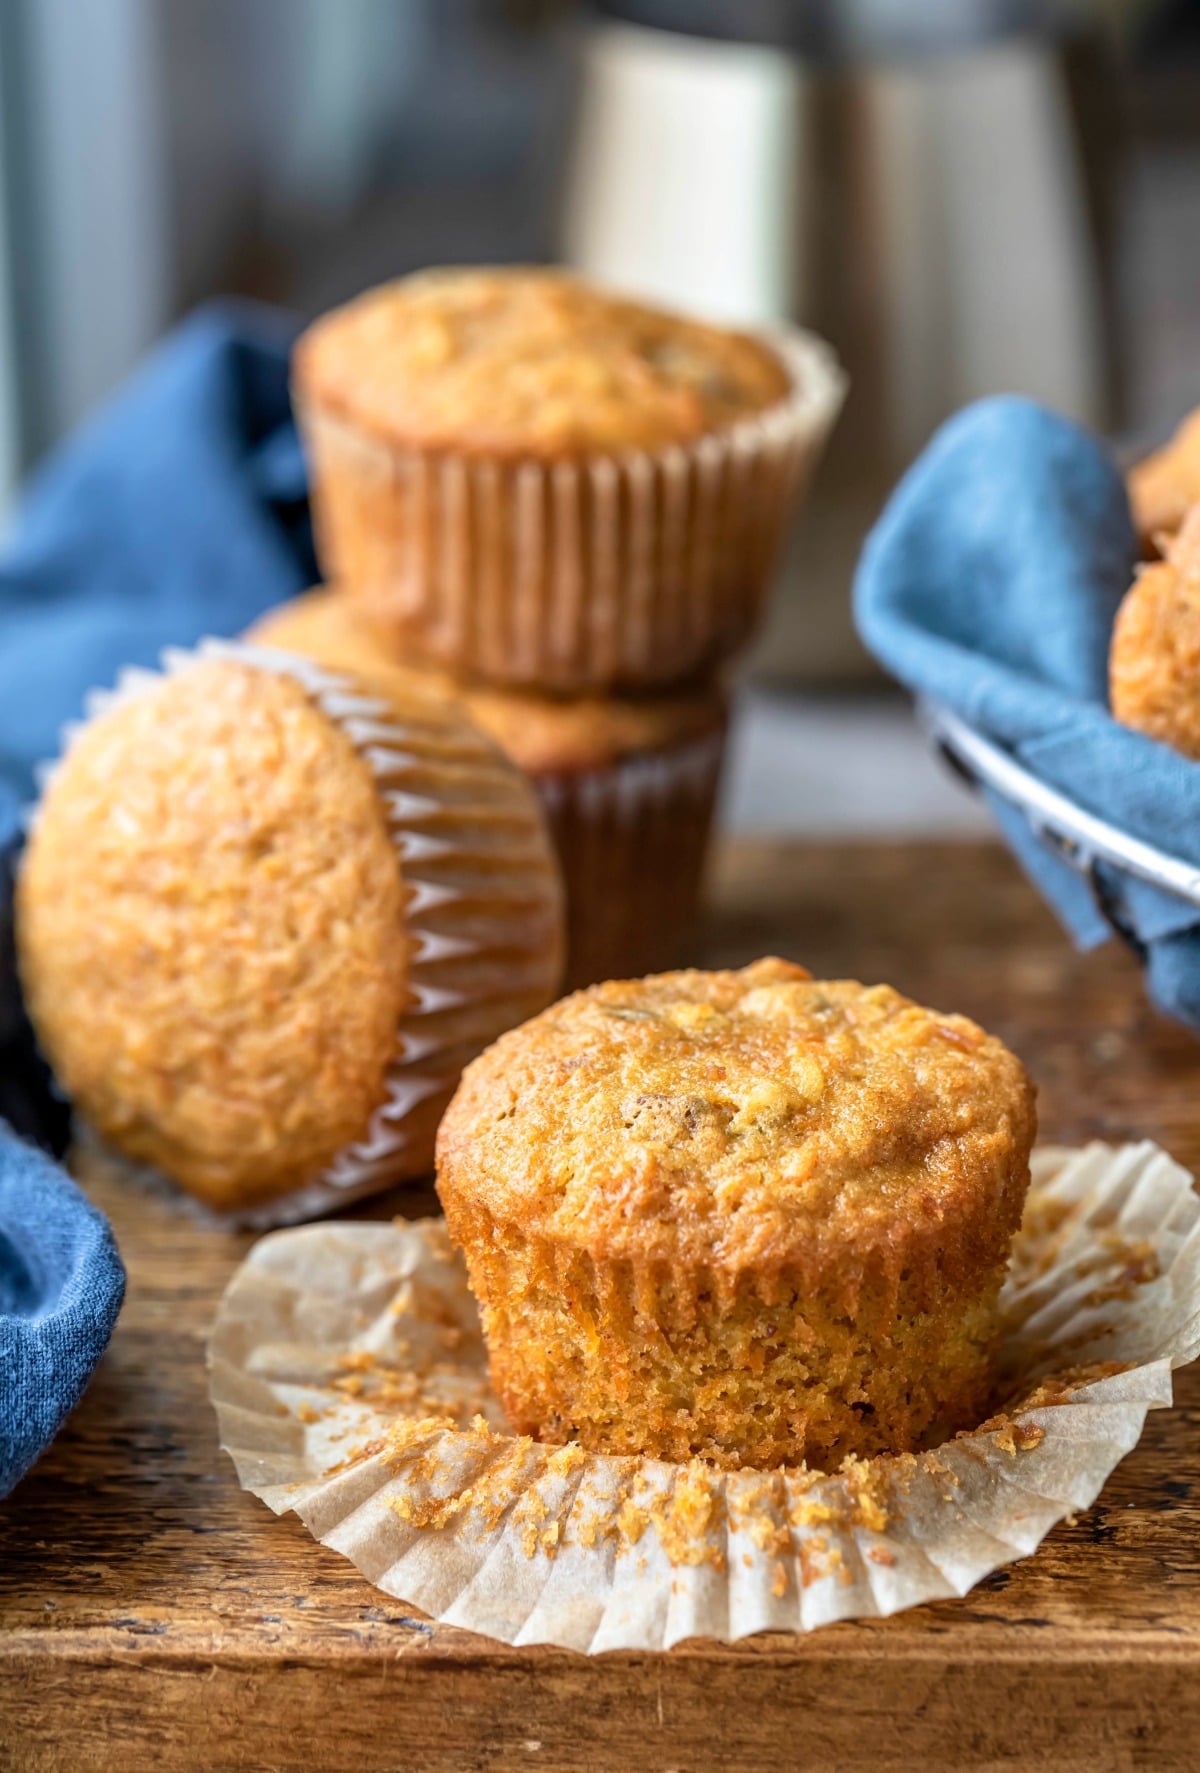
[921,700,1200,960]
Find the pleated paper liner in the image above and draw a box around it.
[297,326,846,692]
[537,724,726,991]
[209,1141,1200,1651]
[242,584,728,993]
[36,638,564,1229]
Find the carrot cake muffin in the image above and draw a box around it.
[437,958,1036,1470]
[1111,505,1200,758]
[249,590,727,989]
[292,266,844,690]
[17,645,563,1218]
[1128,405,1200,556]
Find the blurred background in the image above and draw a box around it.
[0,0,1196,834]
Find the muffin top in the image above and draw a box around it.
[436,958,1036,1276]
[249,591,727,774]
[292,267,792,458]
[1128,407,1200,554]
[18,658,410,1208]
[1111,507,1200,759]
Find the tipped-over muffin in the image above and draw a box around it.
[437,959,1036,1470]
[1111,505,1200,758]
[292,266,844,690]
[18,645,563,1219]
[1128,406,1200,556]
[248,590,727,989]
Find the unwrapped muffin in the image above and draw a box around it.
[248,591,727,989]
[1111,506,1200,758]
[17,642,563,1221]
[437,958,1036,1471]
[292,267,844,691]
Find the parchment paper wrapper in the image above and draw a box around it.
[297,326,846,692]
[209,1141,1200,1651]
[33,638,564,1229]
[538,724,726,991]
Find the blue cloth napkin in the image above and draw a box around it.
[0,298,312,803]
[0,1122,125,1496]
[0,301,309,1490]
[855,393,1200,1029]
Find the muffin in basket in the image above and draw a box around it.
[292,266,844,692]
[437,958,1036,1471]
[17,644,563,1220]
[1111,505,1200,759]
[1128,406,1200,556]
[248,590,727,989]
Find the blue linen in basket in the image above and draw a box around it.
[0,301,308,1492]
[854,393,1200,1030]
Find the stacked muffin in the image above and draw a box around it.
[260,267,845,988]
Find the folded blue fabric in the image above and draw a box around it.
[855,394,1200,1029]
[0,1123,125,1496]
[1,783,70,1156]
[0,298,312,803]
[0,301,310,1489]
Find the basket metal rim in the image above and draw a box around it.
[920,699,1200,916]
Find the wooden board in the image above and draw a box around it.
[5,838,1200,1772]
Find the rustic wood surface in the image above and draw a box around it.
[5,838,1200,1772]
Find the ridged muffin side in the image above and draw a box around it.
[437,959,1036,1470]
[293,267,844,691]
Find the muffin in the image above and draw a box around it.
[248,591,727,989]
[437,959,1036,1471]
[1111,505,1200,758]
[17,643,563,1220]
[292,267,845,691]
[1128,406,1200,556]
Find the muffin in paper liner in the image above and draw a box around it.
[208,1140,1200,1652]
[537,725,725,990]
[438,960,1036,1470]
[18,638,564,1227]
[246,589,728,991]
[296,326,845,692]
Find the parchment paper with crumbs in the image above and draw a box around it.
[207,1142,1200,1652]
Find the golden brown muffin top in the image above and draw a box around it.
[1128,408,1200,555]
[292,267,791,458]
[248,590,727,774]
[437,958,1036,1275]
[1111,506,1200,759]
[18,659,410,1211]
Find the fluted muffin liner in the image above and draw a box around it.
[209,1140,1200,1650]
[35,638,563,1228]
[297,327,846,692]
[536,724,725,991]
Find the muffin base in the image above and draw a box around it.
[443,1210,1013,1472]
[537,725,725,991]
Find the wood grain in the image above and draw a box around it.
[5,839,1200,1772]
